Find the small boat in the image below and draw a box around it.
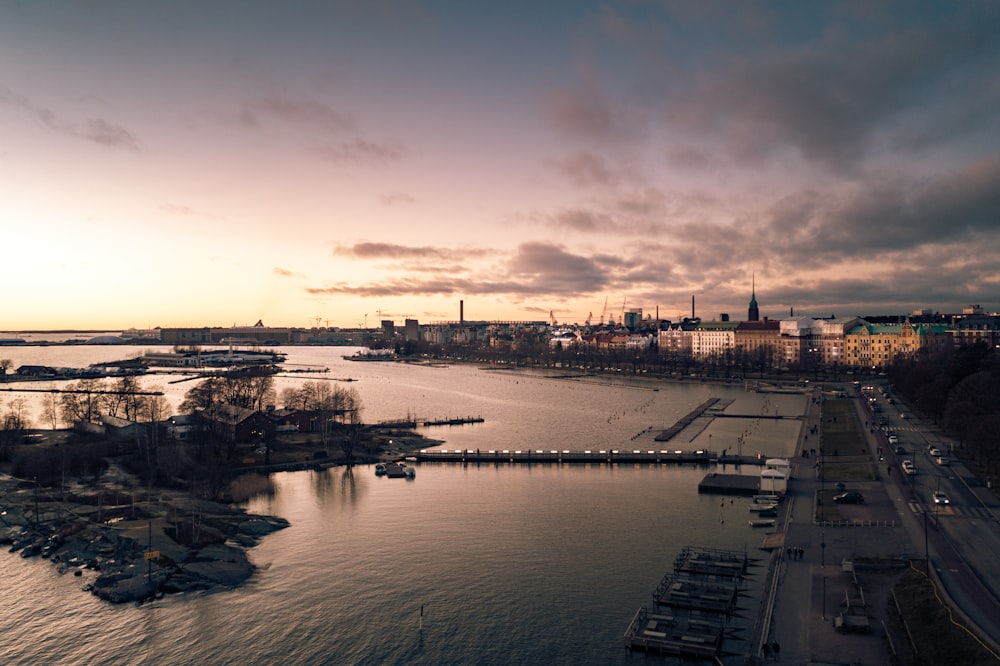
[384,462,416,479]
[753,494,781,504]
[748,519,776,528]
[749,503,778,513]
[374,463,387,476]
[755,507,778,518]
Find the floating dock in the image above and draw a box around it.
[653,575,742,614]
[698,472,761,496]
[625,546,755,657]
[623,608,725,658]
[673,545,753,579]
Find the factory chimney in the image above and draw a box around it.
[460,300,464,325]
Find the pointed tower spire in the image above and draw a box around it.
[748,273,760,322]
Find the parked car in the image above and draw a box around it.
[933,491,950,505]
[833,491,865,504]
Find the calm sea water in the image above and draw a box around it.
[0,346,805,665]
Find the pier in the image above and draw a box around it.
[414,448,717,465]
[654,398,719,442]
[421,416,484,427]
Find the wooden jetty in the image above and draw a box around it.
[421,416,484,427]
[654,398,719,442]
[414,448,717,465]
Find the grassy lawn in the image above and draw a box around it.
[816,398,876,482]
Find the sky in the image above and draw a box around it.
[2,1,999,331]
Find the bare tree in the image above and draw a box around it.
[60,378,104,424]
[0,397,30,461]
[40,392,61,430]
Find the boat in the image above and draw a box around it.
[748,519,776,528]
[374,463,386,476]
[748,503,778,513]
[383,462,416,479]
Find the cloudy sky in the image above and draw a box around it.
[2,1,999,331]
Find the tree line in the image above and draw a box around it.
[889,341,1000,478]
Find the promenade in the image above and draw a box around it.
[759,387,1000,665]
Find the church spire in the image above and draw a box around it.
[748,273,759,321]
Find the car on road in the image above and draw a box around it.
[928,446,942,457]
[901,460,916,475]
[936,456,952,466]
[833,491,865,504]
[933,491,950,505]
[895,445,907,455]
[888,435,899,445]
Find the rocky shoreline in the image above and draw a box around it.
[0,470,288,604]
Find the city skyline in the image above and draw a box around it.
[3,2,999,331]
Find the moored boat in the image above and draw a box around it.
[748,518,776,528]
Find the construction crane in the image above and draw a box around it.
[584,312,592,326]
[599,297,608,325]
[549,310,557,326]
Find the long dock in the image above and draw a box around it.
[654,398,719,442]
[414,448,718,464]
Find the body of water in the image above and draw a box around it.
[0,347,806,664]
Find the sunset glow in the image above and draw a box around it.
[3,2,999,330]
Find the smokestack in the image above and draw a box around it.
[790,306,794,317]
[460,300,464,325]
[691,295,695,319]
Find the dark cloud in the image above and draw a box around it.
[241,95,354,133]
[313,138,405,166]
[550,151,621,188]
[335,242,456,261]
[0,85,138,150]
[311,242,612,300]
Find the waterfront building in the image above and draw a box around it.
[735,319,781,367]
[690,320,739,359]
[843,321,951,368]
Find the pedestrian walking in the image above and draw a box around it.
[772,638,781,659]
[762,642,771,659]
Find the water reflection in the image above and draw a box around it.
[228,473,275,503]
